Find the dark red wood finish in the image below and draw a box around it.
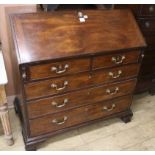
[10,10,146,150]
[29,95,132,137]
[24,64,140,100]
[27,79,136,119]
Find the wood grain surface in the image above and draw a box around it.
[11,10,146,64]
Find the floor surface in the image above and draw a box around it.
[0,93,155,151]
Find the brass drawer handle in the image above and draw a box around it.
[52,116,68,125]
[106,87,119,95]
[51,81,68,91]
[145,21,150,28]
[103,104,116,112]
[51,98,68,108]
[111,55,125,64]
[109,70,122,79]
[149,5,154,12]
[51,64,69,74]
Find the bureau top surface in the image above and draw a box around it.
[11,10,146,64]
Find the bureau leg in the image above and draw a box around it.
[25,144,37,151]
[13,97,23,122]
[120,109,133,123]
[14,97,20,114]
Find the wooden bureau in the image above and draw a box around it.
[10,10,146,150]
[114,4,155,94]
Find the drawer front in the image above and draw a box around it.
[85,95,132,121]
[29,95,132,137]
[93,50,140,69]
[141,5,155,16]
[25,64,140,100]
[138,19,155,32]
[24,64,140,100]
[29,104,87,137]
[27,79,136,118]
[28,58,90,81]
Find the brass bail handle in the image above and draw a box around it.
[52,116,68,125]
[106,87,119,95]
[111,55,125,64]
[51,64,69,74]
[109,70,122,79]
[103,104,116,112]
[51,81,68,91]
[51,98,68,108]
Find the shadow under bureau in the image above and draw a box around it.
[10,10,146,150]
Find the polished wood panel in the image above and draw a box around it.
[11,10,146,64]
[85,95,132,121]
[93,50,140,69]
[29,58,90,81]
[27,79,136,118]
[29,95,132,137]
[24,64,140,100]
[29,104,87,137]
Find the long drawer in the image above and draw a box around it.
[24,64,140,100]
[27,79,136,118]
[29,95,132,137]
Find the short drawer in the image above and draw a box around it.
[28,58,90,80]
[141,5,155,16]
[93,50,140,69]
[27,79,136,118]
[24,64,140,100]
[29,95,132,137]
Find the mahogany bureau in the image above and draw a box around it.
[10,10,146,150]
